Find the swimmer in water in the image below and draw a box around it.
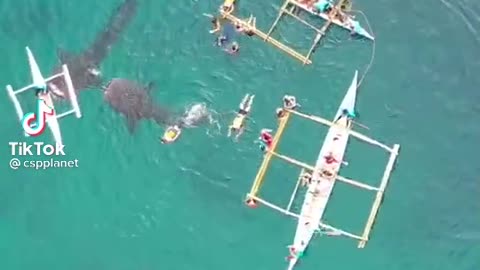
[226,42,239,54]
[220,0,235,15]
[210,16,221,34]
[228,94,255,140]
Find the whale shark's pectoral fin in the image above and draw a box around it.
[56,47,74,63]
[126,115,137,134]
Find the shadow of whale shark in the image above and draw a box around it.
[48,0,138,99]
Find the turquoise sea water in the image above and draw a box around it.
[1,0,479,269]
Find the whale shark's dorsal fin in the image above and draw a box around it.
[56,47,74,63]
[146,81,155,93]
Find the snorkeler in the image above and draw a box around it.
[210,16,221,34]
[228,94,255,140]
[283,95,299,110]
[220,0,235,15]
[224,42,239,54]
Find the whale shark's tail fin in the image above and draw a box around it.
[25,47,46,90]
[87,0,138,63]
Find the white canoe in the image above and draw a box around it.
[287,71,358,270]
[291,0,374,41]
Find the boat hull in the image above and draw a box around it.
[287,71,358,269]
[292,1,374,40]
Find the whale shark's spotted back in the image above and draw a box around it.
[103,78,171,133]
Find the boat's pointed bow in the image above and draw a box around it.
[25,46,46,89]
[335,70,359,118]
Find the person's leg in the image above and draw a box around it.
[239,94,249,110]
[245,95,255,111]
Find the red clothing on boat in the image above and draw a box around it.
[325,155,338,164]
[261,132,273,147]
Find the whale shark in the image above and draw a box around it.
[103,78,171,133]
[48,0,138,99]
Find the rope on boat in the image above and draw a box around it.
[351,9,375,88]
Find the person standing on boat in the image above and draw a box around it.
[324,151,339,164]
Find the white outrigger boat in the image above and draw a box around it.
[291,0,374,40]
[5,47,82,145]
[245,71,400,270]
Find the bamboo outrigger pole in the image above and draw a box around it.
[265,0,347,65]
[247,112,292,200]
[358,144,400,248]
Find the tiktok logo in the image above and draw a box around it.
[21,98,54,136]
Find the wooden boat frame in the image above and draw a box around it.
[245,93,400,249]
[219,0,364,65]
[5,47,82,145]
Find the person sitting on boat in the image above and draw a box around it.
[335,108,356,122]
[228,94,255,139]
[324,151,339,164]
[301,171,313,186]
[210,16,221,34]
[286,245,304,261]
[220,0,235,15]
[313,0,333,13]
[283,95,299,110]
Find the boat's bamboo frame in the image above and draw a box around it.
[220,12,312,64]
[265,0,347,65]
[5,63,82,142]
[246,105,400,249]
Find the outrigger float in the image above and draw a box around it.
[245,71,400,270]
[5,47,82,145]
[217,0,373,65]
